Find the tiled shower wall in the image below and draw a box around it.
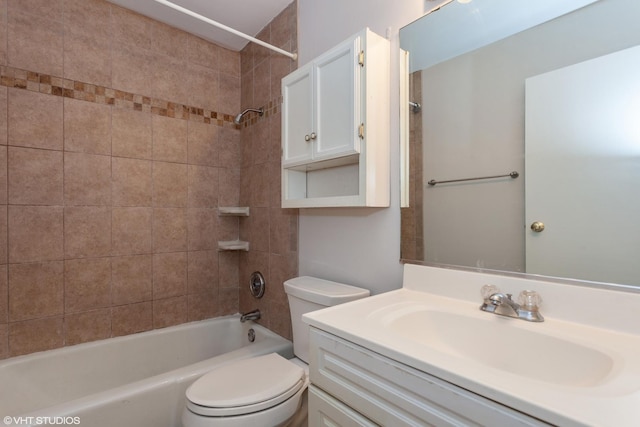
[0,0,247,358]
[238,2,299,340]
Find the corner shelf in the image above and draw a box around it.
[218,240,250,252]
[217,207,250,251]
[218,207,250,216]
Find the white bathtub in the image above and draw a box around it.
[0,315,293,427]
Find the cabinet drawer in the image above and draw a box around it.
[310,328,551,427]
[309,385,378,427]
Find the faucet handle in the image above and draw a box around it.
[480,284,500,300]
[518,290,542,310]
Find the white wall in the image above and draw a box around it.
[296,0,424,294]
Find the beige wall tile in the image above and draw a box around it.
[219,251,240,288]
[150,21,189,61]
[64,98,111,155]
[9,261,64,322]
[242,207,268,252]
[64,308,111,346]
[251,119,270,165]
[111,5,152,51]
[112,254,152,305]
[112,157,152,207]
[187,208,217,251]
[9,316,63,357]
[219,47,241,77]
[111,45,154,99]
[153,162,187,207]
[112,108,152,160]
[187,35,220,70]
[8,147,63,205]
[153,251,187,299]
[0,265,7,323]
[0,324,7,360]
[187,250,218,295]
[217,216,238,242]
[112,301,152,337]
[152,115,187,163]
[187,292,217,322]
[63,0,111,38]
[7,88,63,150]
[217,127,241,169]
[218,287,239,317]
[187,63,218,112]
[0,207,6,265]
[64,257,111,313]
[7,0,63,18]
[64,206,111,258]
[62,0,110,70]
[64,152,111,206]
[0,1,6,67]
[152,54,189,106]
[152,208,187,253]
[188,121,218,167]
[63,28,112,87]
[153,295,187,329]
[188,165,219,208]
[218,168,240,207]
[0,88,7,145]
[8,206,63,263]
[218,73,240,116]
[112,207,152,255]
[0,147,7,204]
[7,11,63,76]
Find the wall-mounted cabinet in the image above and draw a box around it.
[281,28,390,208]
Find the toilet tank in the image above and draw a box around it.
[284,276,370,363]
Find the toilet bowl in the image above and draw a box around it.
[182,276,369,427]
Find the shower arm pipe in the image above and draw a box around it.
[150,0,298,60]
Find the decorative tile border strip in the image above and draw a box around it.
[0,65,277,130]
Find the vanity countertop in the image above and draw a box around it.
[303,264,640,427]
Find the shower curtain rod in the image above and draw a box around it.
[150,0,298,60]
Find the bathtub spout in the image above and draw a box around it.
[240,309,261,323]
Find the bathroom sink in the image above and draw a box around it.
[383,308,614,387]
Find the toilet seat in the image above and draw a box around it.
[186,353,306,417]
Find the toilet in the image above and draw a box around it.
[181,276,370,427]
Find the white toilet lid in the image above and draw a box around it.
[186,353,305,416]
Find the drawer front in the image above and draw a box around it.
[310,328,551,427]
[309,385,378,427]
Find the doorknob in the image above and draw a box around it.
[530,221,545,232]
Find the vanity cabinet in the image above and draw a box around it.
[281,28,390,208]
[309,328,551,427]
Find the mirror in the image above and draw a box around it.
[400,0,640,289]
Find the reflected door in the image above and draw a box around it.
[525,45,640,286]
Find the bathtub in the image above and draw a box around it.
[0,315,293,427]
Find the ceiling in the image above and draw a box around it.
[107,0,294,51]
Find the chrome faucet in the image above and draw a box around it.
[480,285,544,322]
[240,309,261,323]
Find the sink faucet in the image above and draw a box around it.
[480,285,544,322]
[240,309,261,323]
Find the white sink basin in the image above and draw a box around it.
[384,308,614,387]
[303,265,640,427]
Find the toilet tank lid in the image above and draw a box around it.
[284,276,370,306]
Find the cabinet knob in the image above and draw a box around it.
[310,132,317,140]
[530,221,545,232]
[304,134,310,142]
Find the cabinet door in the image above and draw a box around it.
[282,64,314,166]
[309,385,377,427]
[314,35,362,162]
